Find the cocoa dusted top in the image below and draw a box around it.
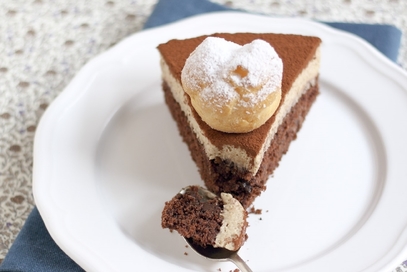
[158,33,321,158]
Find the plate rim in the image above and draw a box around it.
[33,11,407,272]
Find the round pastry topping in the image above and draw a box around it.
[181,36,283,133]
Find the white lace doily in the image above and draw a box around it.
[1,1,406,270]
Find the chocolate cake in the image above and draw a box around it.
[158,33,321,207]
[161,186,248,251]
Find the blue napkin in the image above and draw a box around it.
[0,0,402,271]
[0,207,83,272]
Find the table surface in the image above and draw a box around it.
[1,0,406,270]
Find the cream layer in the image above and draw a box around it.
[214,193,247,251]
[160,46,320,175]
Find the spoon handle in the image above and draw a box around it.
[229,253,253,272]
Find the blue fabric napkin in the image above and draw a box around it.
[0,0,402,271]
[0,207,83,272]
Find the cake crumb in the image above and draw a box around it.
[259,217,262,220]
[229,269,239,272]
[185,245,189,248]
[248,206,262,214]
[217,269,221,271]
[184,252,188,256]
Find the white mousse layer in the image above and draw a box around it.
[160,46,320,175]
[214,193,247,251]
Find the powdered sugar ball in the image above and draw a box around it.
[181,37,283,133]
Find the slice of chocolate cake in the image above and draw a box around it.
[158,33,321,207]
[162,186,248,251]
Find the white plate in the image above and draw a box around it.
[33,12,407,272]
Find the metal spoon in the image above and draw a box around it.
[179,186,253,272]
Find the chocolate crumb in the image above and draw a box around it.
[184,252,188,256]
[259,217,262,220]
[248,206,262,214]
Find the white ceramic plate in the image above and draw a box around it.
[33,12,407,272]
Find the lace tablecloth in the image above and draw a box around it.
[1,0,406,270]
